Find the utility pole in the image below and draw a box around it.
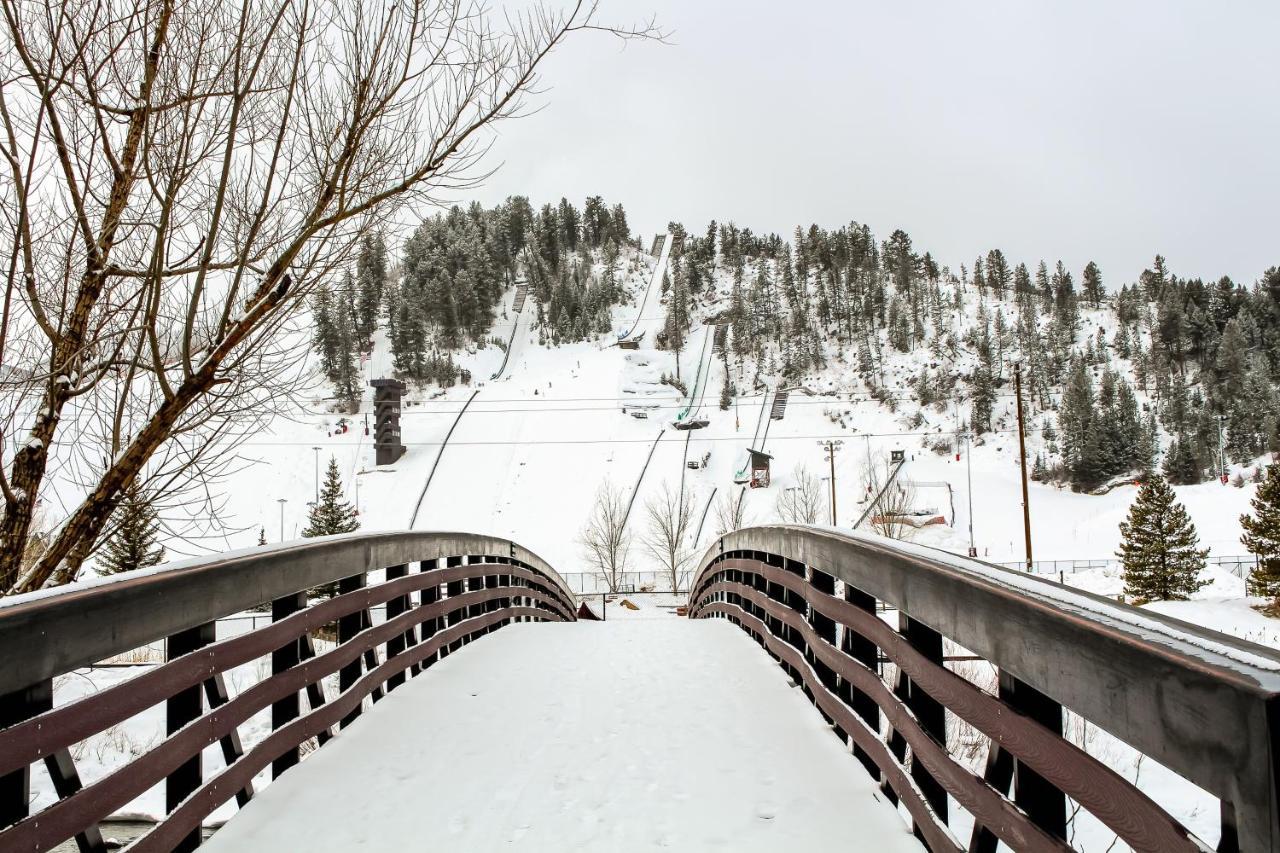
[817,440,843,526]
[312,446,322,504]
[1014,363,1033,570]
[962,432,976,557]
[277,498,287,542]
[1217,414,1228,485]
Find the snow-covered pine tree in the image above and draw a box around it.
[303,457,360,597]
[1241,463,1280,601]
[304,458,360,538]
[100,484,165,574]
[1117,477,1208,602]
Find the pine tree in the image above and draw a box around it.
[1117,477,1208,602]
[100,484,165,574]
[718,366,732,411]
[1241,463,1280,601]
[257,527,267,546]
[304,458,360,537]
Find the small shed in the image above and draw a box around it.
[747,447,773,489]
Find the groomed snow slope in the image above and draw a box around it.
[203,618,922,853]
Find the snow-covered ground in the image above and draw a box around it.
[30,238,1280,850]
[202,617,922,853]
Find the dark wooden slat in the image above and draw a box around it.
[42,749,106,853]
[701,600,965,853]
[129,605,551,853]
[296,635,334,747]
[0,563,570,780]
[702,588,1070,853]
[696,570,1202,853]
[201,673,254,806]
[0,588,567,853]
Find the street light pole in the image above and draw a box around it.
[277,498,287,542]
[962,432,976,557]
[1217,414,1228,485]
[312,446,322,503]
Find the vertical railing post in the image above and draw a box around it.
[418,558,441,664]
[0,679,51,829]
[839,584,882,780]
[808,567,837,726]
[271,591,307,774]
[385,564,409,692]
[887,614,947,831]
[337,572,366,728]
[444,555,465,656]
[167,622,215,851]
[1000,672,1066,841]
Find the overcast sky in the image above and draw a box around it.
[466,1,1280,287]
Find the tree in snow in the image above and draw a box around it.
[303,458,360,597]
[713,489,749,537]
[643,481,696,592]
[100,485,165,575]
[1241,464,1280,603]
[1117,477,1208,602]
[863,461,917,540]
[579,480,632,594]
[304,459,360,539]
[776,465,825,524]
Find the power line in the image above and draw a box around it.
[234,426,1056,449]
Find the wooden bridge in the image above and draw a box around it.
[2,527,1278,851]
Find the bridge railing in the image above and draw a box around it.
[688,525,1280,853]
[0,531,576,853]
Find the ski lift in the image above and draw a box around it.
[673,418,709,431]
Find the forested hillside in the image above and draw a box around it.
[311,203,1280,494]
[660,220,1280,491]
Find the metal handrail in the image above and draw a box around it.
[0,531,577,852]
[688,525,1280,852]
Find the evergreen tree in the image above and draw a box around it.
[718,367,733,411]
[1242,464,1280,601]
[257,527,267,546]
[1117,477,1208,601]
[303,458,360,597]
[1082,261,1104,307]
[355,232,387,342]
[100,484,166,574]
[970,364,996,434]
[304,459,360,537]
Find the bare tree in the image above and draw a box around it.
[713,487,749,537]
[775,464,824,524]
[643,480,695,592]
[862,461,917,540]
[579,479,630,594]
[0,0,662,593]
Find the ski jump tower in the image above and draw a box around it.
[371,378,407,465]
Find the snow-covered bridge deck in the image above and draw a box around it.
[204,617,921,852]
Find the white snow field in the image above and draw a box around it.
[203,617,923,853]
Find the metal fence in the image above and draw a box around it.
[557,570,689,595]
[998,554,1260,580]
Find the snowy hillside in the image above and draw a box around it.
[136,225,1270,601]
